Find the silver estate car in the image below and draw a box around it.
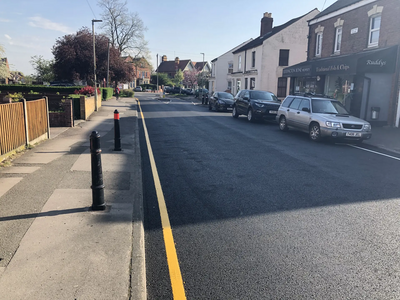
[276,94,372,142]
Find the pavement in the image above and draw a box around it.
[1,94,400,299]
[0,97,145,300]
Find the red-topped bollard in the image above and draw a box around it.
[114,109,122,151]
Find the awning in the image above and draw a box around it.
[283,45,398,77]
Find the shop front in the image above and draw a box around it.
[283,45,398,124]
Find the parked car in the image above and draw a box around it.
[209,92,234,111]
[183,88,194,95]
[232,89,281,122]
[276,94,372,142]
[168,86,183,94]
[134,86,142,92]
[195,88,208,98]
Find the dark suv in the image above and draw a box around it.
[232,89,281,122]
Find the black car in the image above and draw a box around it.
[232,89,281,122]
[209,92,234,111]
[168,87,183,94]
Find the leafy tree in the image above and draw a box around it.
[197,70,210,88]
[183,70,198,88]
[173,69,184,87]
[52,27,134,84]
[30,55,55,82]
[150,72,172,87]
[0,45,10,81]
[98,0,149,59]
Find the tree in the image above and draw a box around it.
[0,45,10,81]
[30,55,55,83]
[173,70,184,87]
[197,70,210,88]
[52,27,134,84]
[150,72,172,87]
[98,0,149,59]
[183,70,198,88]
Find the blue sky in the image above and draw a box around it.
[0,0,337,76]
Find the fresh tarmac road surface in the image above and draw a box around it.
[138,95,400,299]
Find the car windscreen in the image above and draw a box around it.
[218,92,233,99]
[250,91,279,102]
[312,99,349,114]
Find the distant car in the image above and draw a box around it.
[183,88,194,95]
[134,86,142,92]
[195,89,208,98]
[168,87,183,94]
[209,92,234,111]
[232,89,281,122]
[277,94,372,142]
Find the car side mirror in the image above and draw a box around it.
[243,96,249,101]
[302,107,310,112]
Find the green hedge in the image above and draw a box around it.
[101,87,113,100]
[0,84,83,94]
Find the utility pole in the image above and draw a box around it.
[92,19,102,111]
[156,54,159,92]
[107,39,110,87]
[200,52,205,89]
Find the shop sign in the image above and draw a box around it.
[282,65,311,76]
[315,64,351,73]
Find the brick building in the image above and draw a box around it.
[283,0,400,126]
[123,56,152,88]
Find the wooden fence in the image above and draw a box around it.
[0,98,49,159]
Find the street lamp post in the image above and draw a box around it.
[92,19,102,111]
[156,54,159,92]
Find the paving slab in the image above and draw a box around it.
[0,178,23,198]
[0,188,134,300]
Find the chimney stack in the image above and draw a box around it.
[175,57,180,65]
[260,12,273,36]
[162,55,167,62]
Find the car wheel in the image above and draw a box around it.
[309,123,321,141]
[279,116,288,131]
[232,106,239,118]
[247,108,255,122]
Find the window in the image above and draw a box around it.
[251,51,256,68]
[289,98,302,110]
[277,77,287,98]
[245,78,248,89]
[238,55,242,71]
[228,62,233,74]
[298,99,310,111]
[228,81,232,91]
[279,50,289,66]
[316,32,323,56]
[250,78,255,90]
[334,27,342,53]
[281,96,294,108]
[368,15,381,47]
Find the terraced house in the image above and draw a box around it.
[283,0,400,127]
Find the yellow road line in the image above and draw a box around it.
[138,100,187,300]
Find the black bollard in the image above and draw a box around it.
[114,109,122,151]
[90,131,106,211]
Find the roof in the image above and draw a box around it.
[311,0,364,20]
[233,9,317,54]
[157,59,192,73]
[211,38,253,62]
[194,61,207,71]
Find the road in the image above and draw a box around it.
[137,93,400,299]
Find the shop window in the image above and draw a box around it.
[368,15,381,47]
[277,77,287,98]
[315,32,323,57]
[334,27,342,53]
[279,50,289,66]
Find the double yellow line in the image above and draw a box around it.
[138,100,187,299]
